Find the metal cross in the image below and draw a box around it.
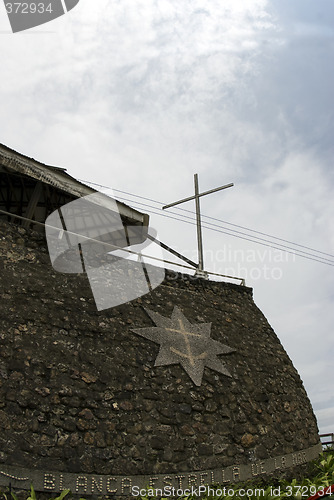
[162,174,234,278]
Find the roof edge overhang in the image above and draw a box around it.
[0,143,147,226]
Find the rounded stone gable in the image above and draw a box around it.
[0,219,320,497]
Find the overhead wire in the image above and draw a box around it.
[3,170,331,274]
[113,187,334,259]
[4,168,331,260]
[79,179,334,268]
[113,197,334,267]
[113,193,334,265]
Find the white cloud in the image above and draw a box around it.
[0,0,333,436]
[316,407,334,436]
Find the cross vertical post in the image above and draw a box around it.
[194,174,206,277]
[162,175,234,278]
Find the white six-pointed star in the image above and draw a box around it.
[132,306,235,386]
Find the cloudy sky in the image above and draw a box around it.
[0,0,333,436]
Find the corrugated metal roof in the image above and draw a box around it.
[0,143,147,225]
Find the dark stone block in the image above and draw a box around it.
[198,444,214,456]
[178,403,192,414]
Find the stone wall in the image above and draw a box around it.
[0,219,320,497]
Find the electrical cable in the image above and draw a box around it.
[4,168,331,272]
[111,198,334,267]
[113,193,334,265]
[114,190,334,259]
[79,178,334,261]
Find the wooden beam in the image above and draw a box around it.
[22,181,43,228]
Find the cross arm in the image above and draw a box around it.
[162,182,234,210]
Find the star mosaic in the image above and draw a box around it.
[132,306,235,386]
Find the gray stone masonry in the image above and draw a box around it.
[0,219,319,481]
